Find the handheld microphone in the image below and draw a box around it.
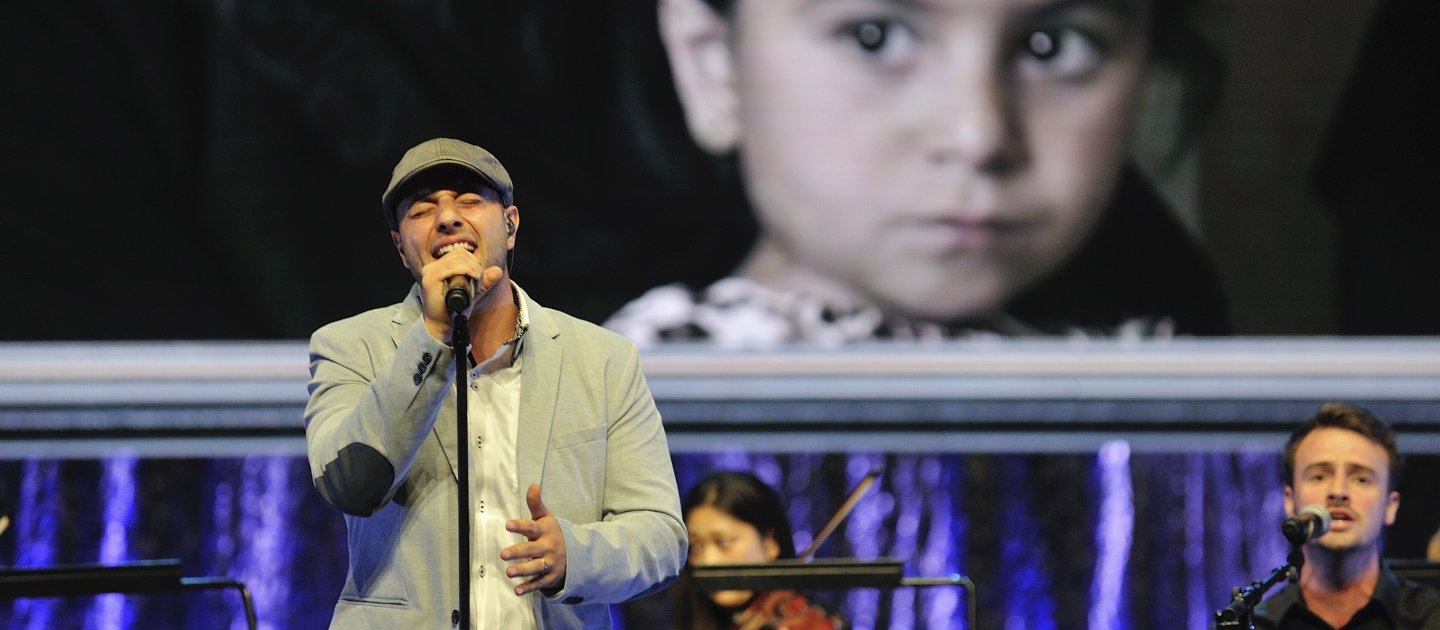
[1282,504,1331,546]
[445,276,473,313]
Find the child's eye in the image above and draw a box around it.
[853,21,887,52]
[1025,30,1060,59]
[1018,26,1106,80]
[841,19,919,67]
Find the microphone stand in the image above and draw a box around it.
[450,309,471,630]
[1214,543,1305,629]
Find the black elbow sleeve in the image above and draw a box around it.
[315,443,396,517]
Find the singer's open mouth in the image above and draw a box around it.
[433,241,476,257]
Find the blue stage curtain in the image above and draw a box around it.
[0,449,1326,629]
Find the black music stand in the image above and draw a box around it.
[0,559,256,630]
[691,558,976,629]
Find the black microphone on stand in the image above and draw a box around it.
[1282,504,1332,546]
[445,276,473,313]
[1215,504,1331,627]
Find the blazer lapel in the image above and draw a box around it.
[517,293,560,495]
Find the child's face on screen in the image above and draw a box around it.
[664,0,1151,321]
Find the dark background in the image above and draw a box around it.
[2,1,749,340]
[1,0,1435,340]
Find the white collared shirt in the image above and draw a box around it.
[466,286,535,629]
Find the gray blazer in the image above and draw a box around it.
[304,284,685,629]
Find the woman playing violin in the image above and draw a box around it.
[675,471,848,630]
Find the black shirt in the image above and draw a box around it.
[1252,561,1440,629]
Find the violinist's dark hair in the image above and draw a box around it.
[684,471,796,559]
[674,471,796,629]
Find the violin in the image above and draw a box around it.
[733,589,846,630]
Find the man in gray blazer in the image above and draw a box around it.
[304,138,686,628]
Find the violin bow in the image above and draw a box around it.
[797,467,882,560]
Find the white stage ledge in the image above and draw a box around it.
[2,338,1438,457]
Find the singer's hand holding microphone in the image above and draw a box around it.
[419,244,504,341]
[453,265,505,309]
[445,273,483,313]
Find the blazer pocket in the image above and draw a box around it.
[552,424,607,450]
[336,594,410,609]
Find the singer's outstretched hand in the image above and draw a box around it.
[502,484,567,596]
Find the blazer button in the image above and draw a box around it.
[451,609,459,625]
[412,373,423,386]
[423,352,433,364]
